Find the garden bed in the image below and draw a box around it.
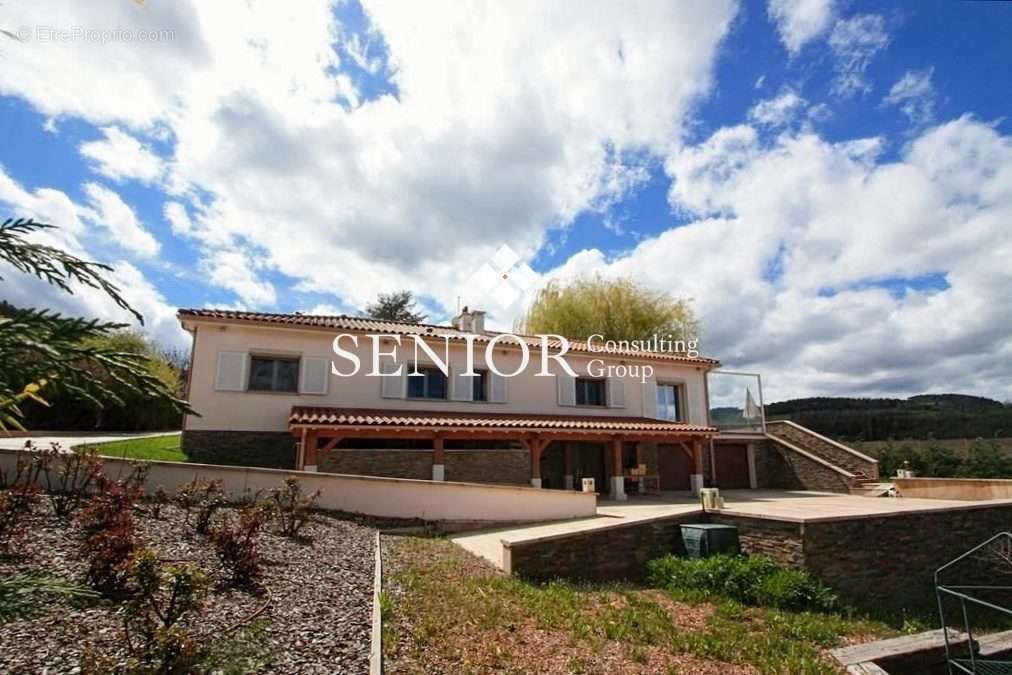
[382,536,899,675]
[0,499,374,673]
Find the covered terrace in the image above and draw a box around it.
[288,406,718,500]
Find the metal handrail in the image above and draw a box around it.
[936,532,1012,675]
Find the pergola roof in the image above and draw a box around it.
[289,406,717,437]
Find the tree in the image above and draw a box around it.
[363,290,426,323]
[21,330,186,431]
[517,276,699,344]
[0,218,193,430]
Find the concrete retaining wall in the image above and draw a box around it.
[895,477,1012,501]
[0,448,596,524]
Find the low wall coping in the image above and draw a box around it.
[717,498,1012,524]
[501,510,705,548]
[0,447,593,502]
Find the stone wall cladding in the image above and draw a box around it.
[445,450,530,485]
[508,512,703,582]
[767,421,879,480]
[708,514,805,567]
[182,430,296,469]
[802,504,1012,612]
[319,449,432,480]
[759,439,854,492]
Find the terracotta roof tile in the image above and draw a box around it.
[178,308,718,366]
[289,406,717,435]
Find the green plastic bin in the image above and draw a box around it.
[680,523,740,558]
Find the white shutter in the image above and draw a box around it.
[450,366,474,402]
[380,362,406,398]
[300,357,328,395]
[641,379,658,419]
[606,377,625,408]
[215,352,247,392]
[489,372,507,403]
[557,372,575,406]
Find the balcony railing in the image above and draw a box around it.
[707,370,765,433]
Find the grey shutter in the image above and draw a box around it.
[300,357,328,395]
[606,377,625,408]
[450,366,474,402]
[641,379,658,419]
[489,372,507,403]
[557,372,575,406]
[215,351,247,391]
[380,362,406,398]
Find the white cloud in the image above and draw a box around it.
[748,89,806,127]
[81,182,160,258]
[0,168,186,348]
[79,127,165,184]
[829,14,890,98]
[767,0,835,54]
[883,68,936,125]
[163,201,192,235]
[538,116,1012,402]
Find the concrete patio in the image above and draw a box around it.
[451,489,1012,570]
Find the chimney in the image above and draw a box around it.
[452,306,473,333]
[471,310,486,334]
[451,306,486,334]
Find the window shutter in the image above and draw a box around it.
[215,352,247,391]
[606,377,625,408]
[489,372,507,403]
[641,379,658,419]
[450,366,473,402]
[299,357,328,395]
[557,372,575,406]
[380,362,406,398]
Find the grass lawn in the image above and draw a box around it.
[383,537,900,675]
[77,432,185,462]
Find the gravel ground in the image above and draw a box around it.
[0,502,375,674]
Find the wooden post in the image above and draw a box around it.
[609,438,626,501]
[563,442,575,490]
[303,429,319,472]
[526,437,545,487]
[432,436,445,481]
[689,438,704,495]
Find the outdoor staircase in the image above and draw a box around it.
[765,420,884,495]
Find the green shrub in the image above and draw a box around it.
[646,554,837,613]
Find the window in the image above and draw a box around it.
[407,366,447,399]
[656,383,682,421]
[472,369,488,402]
[248,356,299,393]
[575,377,606,406]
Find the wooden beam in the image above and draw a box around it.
[297,425,713,444]
[320,436,342,453]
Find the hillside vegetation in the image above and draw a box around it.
[766,393,1012,442]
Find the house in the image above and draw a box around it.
[178,307,877,499]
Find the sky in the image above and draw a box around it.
[0,0,1010,403]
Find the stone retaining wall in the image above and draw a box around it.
[182,430,296,469]
[755,439,854,492]
[507,501,1012,613]
[506,512,702,582]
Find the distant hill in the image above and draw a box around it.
[763,394,1012,442]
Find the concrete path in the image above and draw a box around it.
[451,489,1012,571]
[0,431,178,451]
